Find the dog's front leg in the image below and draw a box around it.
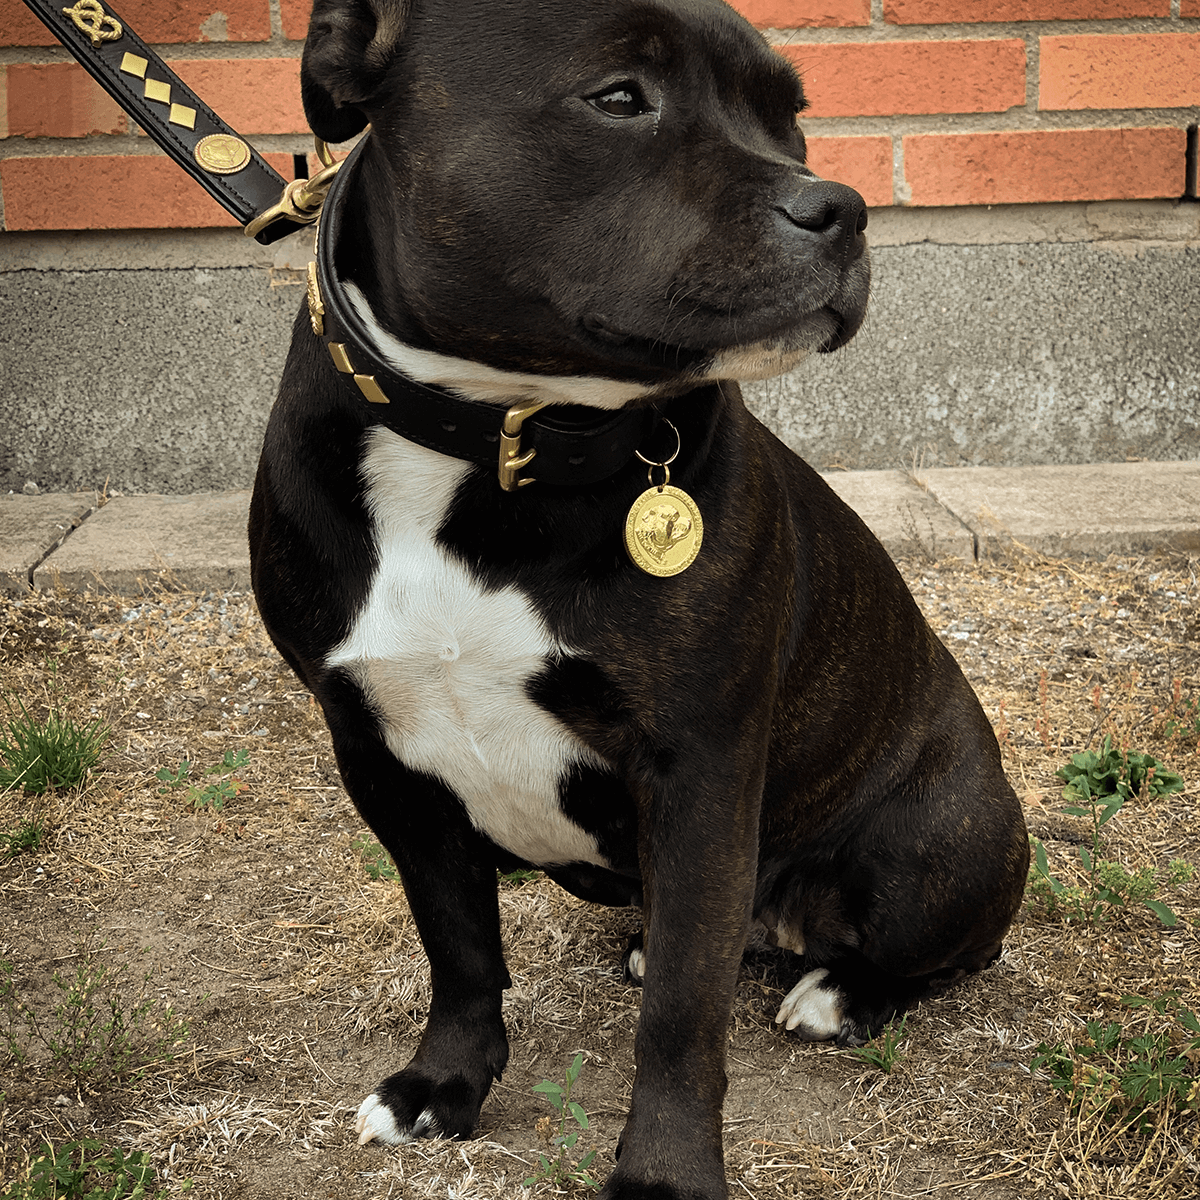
[603,758,764,1200]
[333,729,511,1146]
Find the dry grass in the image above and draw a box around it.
[0,546,1197,1198]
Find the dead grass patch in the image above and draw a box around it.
[0,548,1197,1197]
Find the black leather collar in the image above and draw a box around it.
[310,137,655,490]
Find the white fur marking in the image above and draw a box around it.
[775,967,843,1036]
[345,283,654,410]
[326,428,607,868]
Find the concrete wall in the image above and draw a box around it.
[1,199,1197,495]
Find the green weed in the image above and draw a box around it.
[525,1052,600,1191]
[1029,738,1189,926]
[0,951,191,1086]
[849,1014,908,1074]
[156,749,249,811]
[1,1136,187,1199]
[0,695,109,796]
[352,834,399,882]
[1032,992,1200,1134]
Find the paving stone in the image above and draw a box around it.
[0,493,95,595]
[33,491,252,594]
[821,469,976,561]
[920,461,1200,557]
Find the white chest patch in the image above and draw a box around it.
[326,427,608,868]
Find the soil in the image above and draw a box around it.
[0,543,1198,1199]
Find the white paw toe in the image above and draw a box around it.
[775,968,843,1038]
[626,947,646,983]
[355,1093,403,1146]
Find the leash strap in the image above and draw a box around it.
[20,0,306,244]
[312,138,654,491]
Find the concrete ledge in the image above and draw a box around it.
[6,460,1197,596]
[31,491,252,594]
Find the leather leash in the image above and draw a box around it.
[20,0,328,244]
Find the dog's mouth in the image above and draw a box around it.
[579,299,861,379]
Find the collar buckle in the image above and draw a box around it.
[498,400,549,491]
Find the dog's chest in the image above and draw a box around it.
[326,429,607,868]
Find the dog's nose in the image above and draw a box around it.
[778,180,868,260]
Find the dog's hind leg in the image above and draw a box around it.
[773,947,996,1046]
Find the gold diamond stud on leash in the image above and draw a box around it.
[623,419,704,577]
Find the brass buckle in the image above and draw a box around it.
[244,137,344,241]
[498,399,548,491]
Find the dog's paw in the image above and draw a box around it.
[354,1068,485,1146]
[774,968,844,1040]
[621,932,645,986]
[356,1092,438,1145]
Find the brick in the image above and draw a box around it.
[1184,0,1200,17]
[731,0,870,26]
[171,59,305,135]
[884,0,1167,20]
[903,127,1185,206]
[806,136,893,207]
[781,40,1025,118]
[1040,34,1200,111]
[0,68,7,139]
[281,0,314,41]
[7,62,127,138]
[1,151,294,230]
[0,0,58,47]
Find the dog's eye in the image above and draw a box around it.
[588,84,651,118]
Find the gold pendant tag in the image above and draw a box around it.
[624,482,703,577]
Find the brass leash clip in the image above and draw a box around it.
[244,138,344,241]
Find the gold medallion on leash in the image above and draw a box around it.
[624,420,703,577]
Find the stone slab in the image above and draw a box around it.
[820,469,975,561]
[920,461,1200,557]
[33,491,252,594]
[0,492,94,595]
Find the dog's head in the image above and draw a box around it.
[302,0,870,400]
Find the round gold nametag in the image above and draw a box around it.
[194,133,251,175]
[624,484,703,577]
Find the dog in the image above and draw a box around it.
[248,1,1030,1196]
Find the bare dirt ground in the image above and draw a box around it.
[0,543,1198,1199]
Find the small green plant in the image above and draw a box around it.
[524,1052,600,1191]
[1030,738,1189,926]
[849,1013,908,1074]
[0,953,191,1085]
[0,815,48,862]
[0,695,109,796]
[156,748,249,811]
[498,867,540,886]
[2,1136,187,1200]
[352,834,399,881]
[1032,992,1200,1134]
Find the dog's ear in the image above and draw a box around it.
[301,0,411,143]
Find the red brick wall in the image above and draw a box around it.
[1,0,1197,230]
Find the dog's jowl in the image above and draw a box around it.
[249,1,1030,1195]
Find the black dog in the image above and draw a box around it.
[249,1,1029,1195]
